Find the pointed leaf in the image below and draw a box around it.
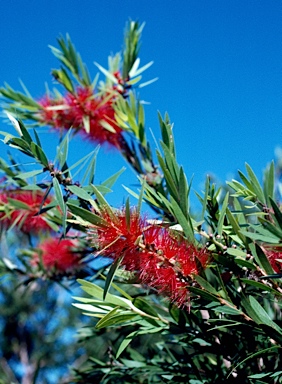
[67,203,108,227]
[103,257,123,300]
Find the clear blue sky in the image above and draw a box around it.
[0,1,281,209]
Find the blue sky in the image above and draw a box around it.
[0,1,282,209]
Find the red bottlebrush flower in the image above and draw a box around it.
[138,227,209,307]
[96,208,146,266]
[33,238,82,273]
[94,208,209,308]
[263,247,282,273]
[0,189,53,234]
[37,86,123,148]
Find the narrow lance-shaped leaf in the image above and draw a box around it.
[55,130,70,169]
[77,279,132,308]
[217,192,229,237]
[91,184,118,224]
[14,169,43,180]
[53,176,67,234]
[160,141,179,182]
[101,167,125,189]
[178,166,188,217]
[226,208,248,246]
[30,142,49,167]
[67,203,108,227]
[67,185,94,202]
[103,256,124,301]
[269,197,282,231]
[96,309,138,330]
[80,145,100,186]
[94,62,118,84]
[245,163,266,204]
[249,296,282,334]
[237,171,256,199]
[249,243,274,275]
[170,196,195,244]
[264,161,274,205]
[116,327,165,359]
[125,197,131,232]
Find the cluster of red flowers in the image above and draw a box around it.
[32,238,82,274]
[95,208,209,307]
[264,247,282,273]
[0,189,53,234]
[37,86,123,147]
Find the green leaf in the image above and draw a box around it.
[156,152,179,200]
[245,163,265,204]
[269,197,282,231]
[17,119,33,144]
[33,128,42,147]
[170,196,195,243]
[91,184,117,224]
[133,297,159,318]
[52,177,65,215]
[94,62,118,84]
[237,172,256,199]
[193,275,218,296]
[53,177,66,233]
[249,296,282,334]
[56,130,70,168]
[101,167,125,189]
[260,219,282,239]
[227,345,281,379]
[80,150,98,185]
[249,243,274,275]
[159,142,179,182]
[7,197,30,210]
[178,166,188,215]
[6,137,32,154]
[264,161,274,205]
[240,229,279,244]
[189,287,220,302]
[96,309,138,329]
[138,77,158,88]
[226,248,247,257]
[137,178,145,214]
[94,185,112,195]
[129,59,154,78]
[241,295,264,324]
[240,278,282,295]
[77,279,132,308]
[103,257,123,301]
[30,142,49,167]
[67,185,93,201]
[67,203,108,227]
[234,258,256,270]
[158,112,175,156]
[217,192,229,237]
[248,373,270,379]
[14,169,43,180]
[125,197,131,232]
[52,68,74,92]
[116,327,165,358]
[211,305,243,315]
[226,209,245,246]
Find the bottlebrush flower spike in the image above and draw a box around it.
[33,238,82,273]
[37,86,123,148]
[95,207,146,265]
[139,226,209,307]
[263,246,282,273]
[94,207,209,308]
[0,189,53,234]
